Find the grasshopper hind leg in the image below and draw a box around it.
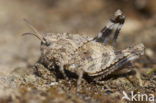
[93,9,125,46]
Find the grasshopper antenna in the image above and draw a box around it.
[23,19,46,44]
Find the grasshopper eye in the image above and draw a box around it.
[42,37,53,46]
[42,37,49,46]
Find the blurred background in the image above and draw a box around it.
[0,0,156,78]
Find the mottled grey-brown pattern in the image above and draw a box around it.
[24,10,144,91]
